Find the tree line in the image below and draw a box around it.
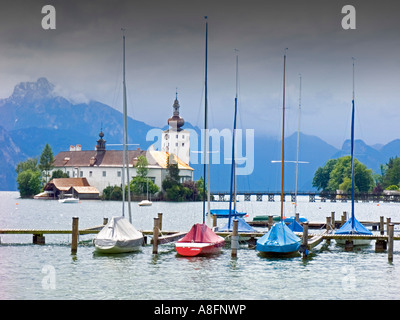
[102,154,206,201]
[312,155,400,194]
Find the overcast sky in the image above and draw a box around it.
[1,0,399,148]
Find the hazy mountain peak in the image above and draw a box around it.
[10,77,55,102]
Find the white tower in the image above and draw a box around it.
[161,93,190,165]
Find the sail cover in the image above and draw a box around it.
[287,220,303,232]
[256,221,301,253]
[178,223,223,243]
[220,217,257,232]
[95,216,143,247]
[335,216,372,235]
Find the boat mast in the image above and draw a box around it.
[280,49,287,220]
[351,57,355,228]
[294,74,301,215]
[228,49,239,230]
[122,29,132,223]
[202,16,208,224]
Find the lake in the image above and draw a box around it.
[0,191,399,300]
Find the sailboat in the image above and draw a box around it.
[94,30,144,254]
[175,17,225,257]
[219,50,255,234]
[256,50,301,255]
[335,58,372,246]
[138,178,153,206]
[286,74,307,232]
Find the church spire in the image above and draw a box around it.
[168,91,185,130]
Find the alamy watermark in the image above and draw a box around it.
[146,128,255,176]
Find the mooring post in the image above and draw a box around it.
[268,215,273,230]
[345,240,354,251]
[301,222,309,258]
[386,218,391,235]
[379,216,384,235]
[326,216,331,231]
[231,219,239,258]
[158,212,163,231]
[71,217,79,254]
[388,223,394,262]
[152,217,160,254]
[295,213,299,222]
[103,217,108,225]
[212,214,217,228]
[331,212,335,229]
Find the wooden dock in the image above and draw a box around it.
[0,213,399,261]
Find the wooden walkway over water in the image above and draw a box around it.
[1,213,399,261]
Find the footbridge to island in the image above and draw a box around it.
[210,191,400,203]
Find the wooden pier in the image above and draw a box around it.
[0,213,399,261]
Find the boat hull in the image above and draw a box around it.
[335,239,372,246]
[138,200,152,206]
[58,198,79,203]
[256,242,300,255]
[94,238,143,254]
[175,240,225,257]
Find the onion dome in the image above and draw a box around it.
[167,93,185,130]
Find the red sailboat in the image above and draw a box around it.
[175,224,225,256]
[175,17,225,257]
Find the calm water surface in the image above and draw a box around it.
[0,191,399,300]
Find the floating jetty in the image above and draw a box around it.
[0,212,398,262]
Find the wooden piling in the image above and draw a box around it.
[212,214,217,228]
[388,223,394,262]
[341,211,347,226]
[33,234,45,245]
[386,218,391,234]
[152,217,160,254]
[380,216,384,235]
[295,213,299,222]
[103,217,108,225]
[326,217,331,231]
[268,215,273,230]
[231,219,239,258]
[158,212,163,231]
[331,212,335,230]
[345,240,354,252]
[71,217,79,254]
[301,222,309,258]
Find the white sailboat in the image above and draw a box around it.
[94,30,144,253]
[138,178,152,206]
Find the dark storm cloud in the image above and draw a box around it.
[1,0,400,147]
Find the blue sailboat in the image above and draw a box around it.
[256,50,301,255]
[335,58,372,245]
[219,50,255,234]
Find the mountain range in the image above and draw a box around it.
[1,78,399,192]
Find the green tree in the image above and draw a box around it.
[39,143,54,183]
[16,169,41,198]
[382,157,400,189]
[313,156,374,193]
[50,169,69,179]
[103,185,123,200]
[166,154,180,183]
[312,159,337,192]
[15,157,39,174]
[130,176,159,195]
[135,155,149,178]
